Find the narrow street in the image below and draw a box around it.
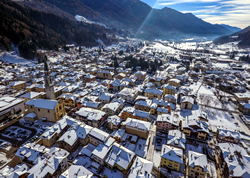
[146,124,156,161]
[233,113,250,135]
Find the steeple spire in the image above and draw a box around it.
[44,55,55,100]
[44,55,49,71]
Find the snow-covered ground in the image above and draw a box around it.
[0,52,35,66]
[134,139,147,158]
[179,103,247,135]
[1,126,31,141]
[0,139,11,150]
[0,152,11,167]
[142,42,178,54]
[75,15,107,28]
[174,42,197,50]
[152,150,161,168]
[101,167,124,178]
[185,144,203,155]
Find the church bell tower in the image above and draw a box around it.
[44,58,55,100]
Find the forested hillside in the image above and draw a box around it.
[0,0,110,59]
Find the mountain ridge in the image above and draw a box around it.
[18,0,232,40]
[214,26,250,47]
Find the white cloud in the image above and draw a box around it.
[158,0,222,6]
[154,0,250,28]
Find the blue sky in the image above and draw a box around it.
[140,0,250,29]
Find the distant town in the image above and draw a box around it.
[0,38,250,178]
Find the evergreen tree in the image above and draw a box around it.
[114,59,119,68]
[79,46,82,54]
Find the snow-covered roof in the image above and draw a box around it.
[218,129,241,140]
[58,123,93,146]
[27,147,69,178]
[157,114,179,126]
[180,96,194,104]
[89,128,109,142]
[218,143,250,178]
[76,107,106,121]
[92,144,110,159]
[144,88,163,96]
[0,164,29,178]
[134,110,150,119]
[60,165,94,178]
[105,142,135,170]
[20,92,41,99]
[188,151,208,172]
[0,97,24,112]
[107,115,122,126]
[41,116,76,140]
[161,145,183,164]
[167,130,186,149]
[24,112,36,119]
[122,118,151,131]
[9,81,26,86]
[128,156,154,178]
[25,99,58,110]
[102,102,120,112]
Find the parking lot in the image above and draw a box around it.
[0,122,37,147]
[1,126,31,141]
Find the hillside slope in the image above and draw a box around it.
[19,0,232,39]
[214,26,250,47]
[0,0,110,54]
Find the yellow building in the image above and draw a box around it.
[119,107,135,120]
[59,93,78,107]
[162,84,176,95]
[168,79,181,88]
[41,116,76,147]
[105,142,135,173]
[25,99,66,122]
[144,88,163,100]
[9,81,26,90]
[160,145,183,171]
[234,93,250,102]
[187,151,209,178]
[149,103,157,115]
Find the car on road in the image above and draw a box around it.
[229,113,235,119]
[9,133,15,137]
[3,130,10,135]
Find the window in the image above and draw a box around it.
[48,110,50,113]
[38,108,40,111]
[31,106,33,109]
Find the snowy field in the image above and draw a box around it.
[143,42,178,54]
[189,82,236,111]
[174,42,197,50]
[0,52,35,66]
[179,104,250,135]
